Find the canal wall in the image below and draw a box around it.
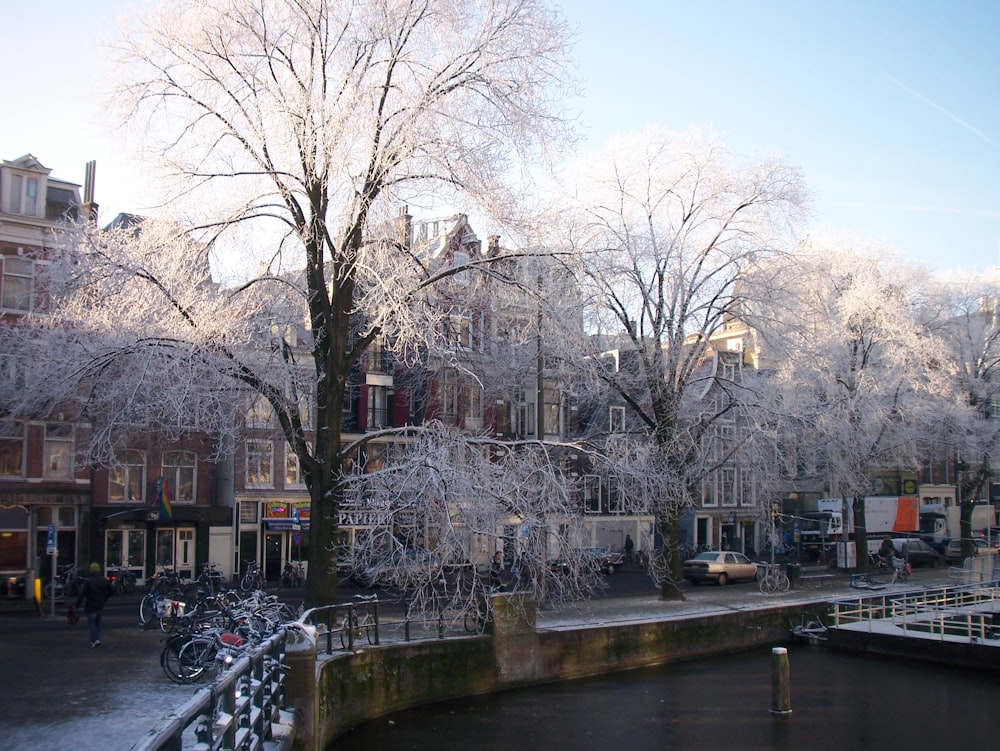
[286,594,828,751]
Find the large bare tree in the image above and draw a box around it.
[546,126,806,598]
[19,0,577,606]
[750,238,933,571]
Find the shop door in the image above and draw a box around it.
[264,533,283,582]
[156,527,196,581]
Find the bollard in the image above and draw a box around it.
[770,646,792,715]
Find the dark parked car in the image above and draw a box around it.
[682,551,758,585]
[890,538,943,568]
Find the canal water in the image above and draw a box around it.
[331,645,998,751]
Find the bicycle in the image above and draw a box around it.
[44,564,83,601]
[140,588,187,632]
[240,560,264,591]
[280,560,304,589]
[889,557,911,584]
[463,594,490,634]
[108,565,137,595]
[341,593,378,649]
[757,562,790,595]
[197,562,227,594]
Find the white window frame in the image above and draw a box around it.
[609,406,625,433]
[43,423,74,480]
[285,445,308,488]
[162,450,197,504]
[0,419,25,478]
[246,440,274,487]
[110,449,146,502]
[1,256,34,313]
[247,396,273,427]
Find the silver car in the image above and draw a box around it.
[682,551,758,585]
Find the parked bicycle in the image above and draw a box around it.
[149,567,186,599]
[240,559,264,592]
[197,562,227,593]
[279,560,304,589]
[341,593,378,649]
[108,565,137,595]
[43,564,83,601]
[757,562,791,595]
[140,587,187,632]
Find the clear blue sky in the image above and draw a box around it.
[5,1,998,273]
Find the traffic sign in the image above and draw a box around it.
[46,524,55,556]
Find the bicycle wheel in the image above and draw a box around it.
[177,638,216,683]
[44,581,65,601]
[160,636,190,684]
[778,573,791,593]
[139,594,156,626]
[758,573,776,595]
[464,603,487,634]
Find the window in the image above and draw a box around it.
[247,440,273,487]
[7,174,39,216]
[448,314,472,350]
[1,256,33,312]
[247,396,273,427]
[0,420,24,477]
[286,446,308,488]
[43,423,74,480]
[542,386,560,436]
[465,384,482,428]
[162,451,196,504]
[368,385,389,429]
[110,450,146,502]
[609,406,625,433]
[583,475,601,514]
[720,467,737,507]
[440,370,458,425]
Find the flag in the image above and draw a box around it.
[157,477,173,522]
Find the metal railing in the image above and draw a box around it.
[829,579,1000,643]
[302,599,381,654]
[130,628,293,751]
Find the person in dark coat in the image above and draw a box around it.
[75,562,113,647]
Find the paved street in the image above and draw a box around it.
[0,564,961,751]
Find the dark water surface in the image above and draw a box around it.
[331,645,999,751]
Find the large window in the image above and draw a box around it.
[0,420,24,477]
[440,369,458,425]
[109,450,146,502]
[285,445,308,488]
[247,396,273,427]
[7,174,39,216]
[247,441,273,487]
[1,256,33,312]
[43,423,74,480]
[367,385,389,429]
[162,451,196,503]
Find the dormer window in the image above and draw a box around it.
[7,173,39,216]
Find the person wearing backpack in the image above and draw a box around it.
[75,562,114,648]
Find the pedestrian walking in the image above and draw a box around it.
[624,534,635,566]
[75,562,114,648]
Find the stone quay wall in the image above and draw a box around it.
[286,593,828,751]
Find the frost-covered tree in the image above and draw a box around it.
[2,0,577,606]
[920,276,1000,558]
[547,126,806,598]
[750,238,933,571]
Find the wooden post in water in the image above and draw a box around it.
[770,646,792,715]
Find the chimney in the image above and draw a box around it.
[82,160,99,224]
[395,205,412,248]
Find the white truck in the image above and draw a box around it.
[918,503,995,552]
[799,496,920,565]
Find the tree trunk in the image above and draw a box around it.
[658,516,685,601]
